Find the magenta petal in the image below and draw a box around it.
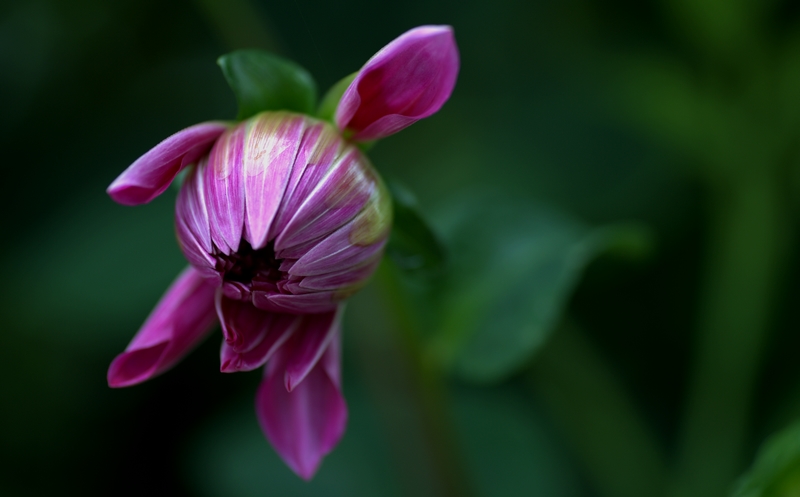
[275,149,373,251]
[175,161,217,276]
[268,122,344,242]
[107,267,218,387]
[215,292,274,353]
[262,292,338,314]
[335,25,459,142]
[220,313,300,372]
[283,307,341,391]
[107,122,229,205]
[290,215,388,276]
[205,124,247,254]
[243,114,306,249]
[256,332,347,479]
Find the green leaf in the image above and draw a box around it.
[428,195,652,383]
[217,49,317,120]
[732,420,800,497]
[385,181,445,276]
[317,72,357,124]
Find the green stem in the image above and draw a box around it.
[671,169,790,497]
[528,319,667,497]
[350,260,473,497]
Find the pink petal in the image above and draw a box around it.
[274,148,373,252]
[335,25,459,142]
[289,210,389,277]
[297,256,381,291]
[107,122,229,205]
[216,292,273,353]
[107,267,218,387]
[255,329,347,479]
[283,307,341,391]
[175,160,217,278]
[205,124,247,254]
[243,113,306,249]
[220,312,299,373]
[268,122,343,241]
[259,292,338,314]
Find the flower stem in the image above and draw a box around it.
[350,260,473,497]
[528,319,667,497]
[670,169,790,497]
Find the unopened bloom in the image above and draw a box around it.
[106,25,458,479]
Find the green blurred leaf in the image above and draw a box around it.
[385,181,446,276]
[452,384,582,496]
[317,72,356,124]
[429,196,652,383]
[732,420,800,497]
[184,379,403,497]
[0,190,186,347]
[218,49,317,120]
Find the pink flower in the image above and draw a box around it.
[106,25,458,479]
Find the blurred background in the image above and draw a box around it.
[3,0,800,496]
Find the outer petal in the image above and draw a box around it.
[283,307,341,391]
[256,326,346,480]
[107,267,218,387]
[175,160,218,281]
[335,25,459,141]
[107,122,229,205]
[205,124,247,254]
[219,307,299,373]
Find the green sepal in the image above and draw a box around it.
[385,181,446,277]
[217,49,317,120]
[317,72,357,124]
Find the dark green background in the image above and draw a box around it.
[2,0,800,495]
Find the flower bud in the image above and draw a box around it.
[175,111,392,314]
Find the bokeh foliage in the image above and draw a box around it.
[4,0,800,496]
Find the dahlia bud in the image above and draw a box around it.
[176,111,391,315]
[105,25,458,480]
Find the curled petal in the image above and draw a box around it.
[256,326,346,479]
[335,25,459,141]
[107,122,229,205]
[283,307,341,391]
[216,292,273,353]
[175,161,218,280]
[107,267,217,387]
[219,310,299,373]
[205,124,247,254]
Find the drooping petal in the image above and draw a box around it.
[220,311,299,373]
[283,307,340,391]
[107,122,229,205]
[216,292,273,353]
[205,124,247,254]
[256,328,347,480]
[243,113,306,249]
[107,267,217,387]
[335,25,459,142]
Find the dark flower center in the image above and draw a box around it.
[215,240,284,288]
